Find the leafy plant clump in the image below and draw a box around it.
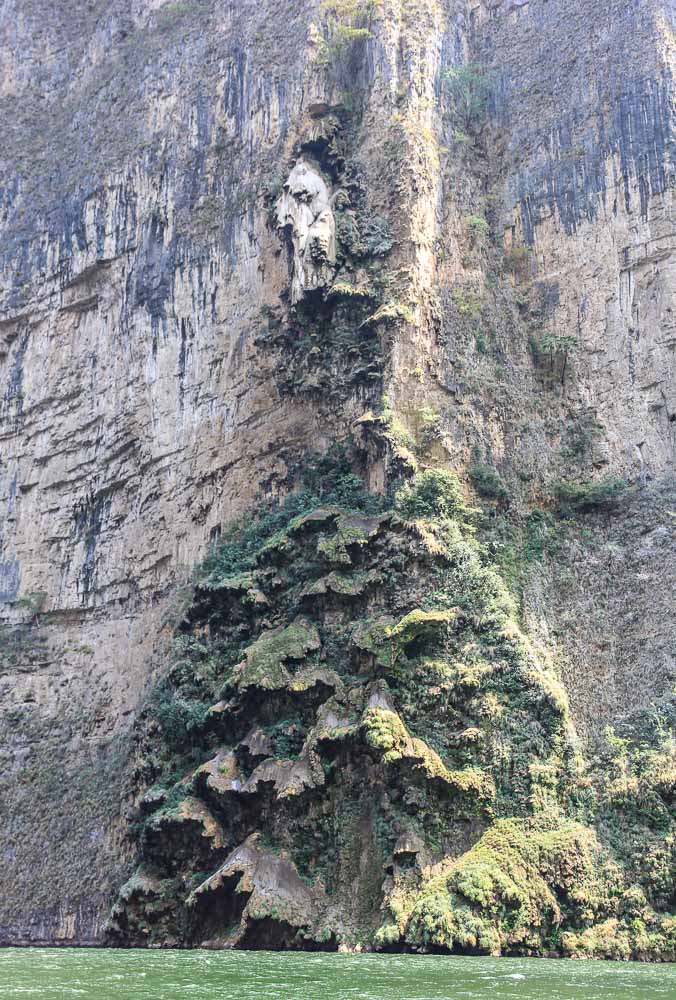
[317,0,379,63]
[469,464,508,502]
[466,214,490,247]
[395,468,469,521]
[555,476,629,513]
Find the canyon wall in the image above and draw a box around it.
[0,0,673,948]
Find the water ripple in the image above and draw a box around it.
[0,948,673,1000]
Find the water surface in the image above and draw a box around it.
[0,948,672,999]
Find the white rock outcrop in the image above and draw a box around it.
[275,157,336,303]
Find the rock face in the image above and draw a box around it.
[0,0,673,953]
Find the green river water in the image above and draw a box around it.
[0,949,673,1000]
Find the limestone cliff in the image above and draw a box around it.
[0,0,673,955]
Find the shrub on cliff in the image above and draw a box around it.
[395,469,468,522]
[469,464,508,502]
[317,0,378,62]
[555,476,629,513]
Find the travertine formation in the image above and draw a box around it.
[276,156,337,302]
[0,0,673,949]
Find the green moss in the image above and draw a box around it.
[388,609,458,647]
[287,507,343,534]
[561,915,675,962]
[403,816,614,955]
[396,806,675,959]
[236,620,321,690]
[363,707,493,800]
[327,277,375,301]
[362,708,409,761]
[199,570,257,593]
[384,609,460,670]
[305,569,382,597]
[317,525,368,565]
[350,616,395,667]
[409,739,493,798]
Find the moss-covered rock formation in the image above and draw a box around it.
[109,461,675,958]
